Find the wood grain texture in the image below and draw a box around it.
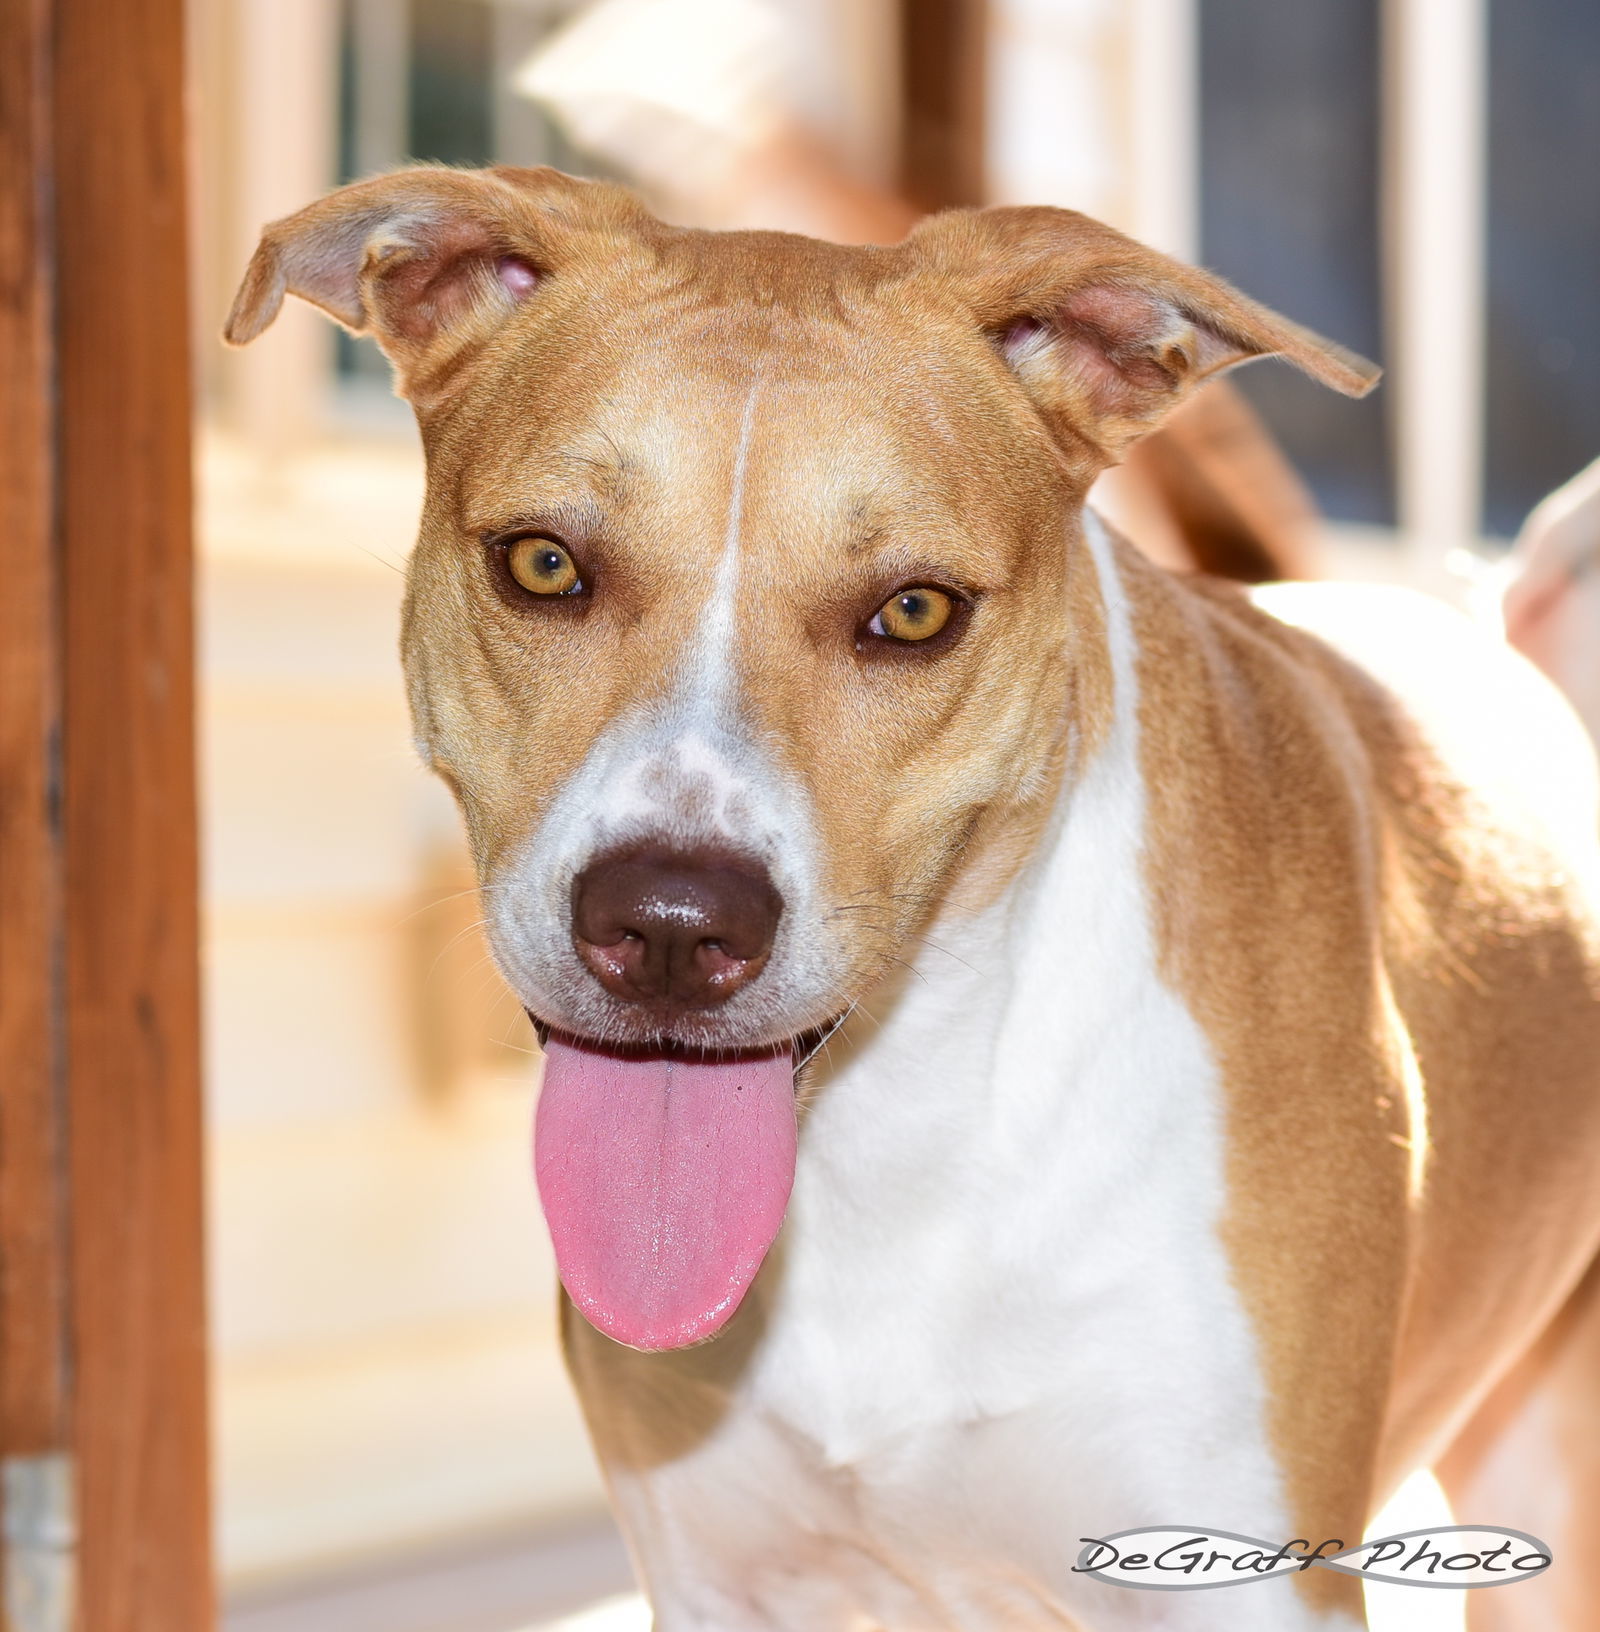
[48,0,214,1623]
[0,0,69,1461]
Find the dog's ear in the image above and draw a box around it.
[224,165,641,401]
[913,205,1380,460]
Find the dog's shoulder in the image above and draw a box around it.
[1248,579,1599,871]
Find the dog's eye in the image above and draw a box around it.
[869,587,956,642]
[506,537,582,596]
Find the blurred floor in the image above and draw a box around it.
[536,1600,649,1632]
[222,1516,633,1632]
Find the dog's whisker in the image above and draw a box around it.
[391,883,500,929]
[349,542,405,575]
[902,935,985,978]
[419,917,493,985]
[882,953,929,987]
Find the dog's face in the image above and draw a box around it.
[401,244,1090,1055]
[229,169,1373,1349]
[229,166,1373,1059]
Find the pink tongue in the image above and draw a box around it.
[534,1036,796,1351]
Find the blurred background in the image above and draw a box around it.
[185,2,1600,1628]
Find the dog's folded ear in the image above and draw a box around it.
[912,205,1380,459]
[224,165,641,401]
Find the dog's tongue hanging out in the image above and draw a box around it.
[534,1036,797,1351]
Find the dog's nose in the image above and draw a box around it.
[571,846,783,1010]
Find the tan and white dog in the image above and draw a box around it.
[228,167,1600,1632]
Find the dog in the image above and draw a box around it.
[227,166,1600,1631]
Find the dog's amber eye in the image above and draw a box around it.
[871,587,956,642]
[506,537,581,596]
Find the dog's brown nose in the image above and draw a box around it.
[571,846,783,1010]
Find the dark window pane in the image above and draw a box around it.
[337,3,360,186]
[1199,0,1393,525]
[409,0,494,166]
[1484,0,1600,536]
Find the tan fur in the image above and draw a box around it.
[1126,557,1600,1614]
[229,168,1600,1627]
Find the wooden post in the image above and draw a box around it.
[1,0,67,1461]
[0,0,213,1625]
[897,0,990,212]
[1,4,75,1624]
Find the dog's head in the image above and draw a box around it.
[229,166,1375,1348]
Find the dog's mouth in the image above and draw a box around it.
[529,1015,835,1353]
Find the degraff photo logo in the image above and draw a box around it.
[1073,1526,1553,1592]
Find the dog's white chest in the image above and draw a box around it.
[566,525,1357,1630]
[721,947,1295,1628]
[582,882,1320,1631]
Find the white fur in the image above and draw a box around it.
[697,374,761,710]
[567,514,1362,1630]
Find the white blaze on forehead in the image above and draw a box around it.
[593,373,768,842]
[693,373,763,711]
[585,374,768,844]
